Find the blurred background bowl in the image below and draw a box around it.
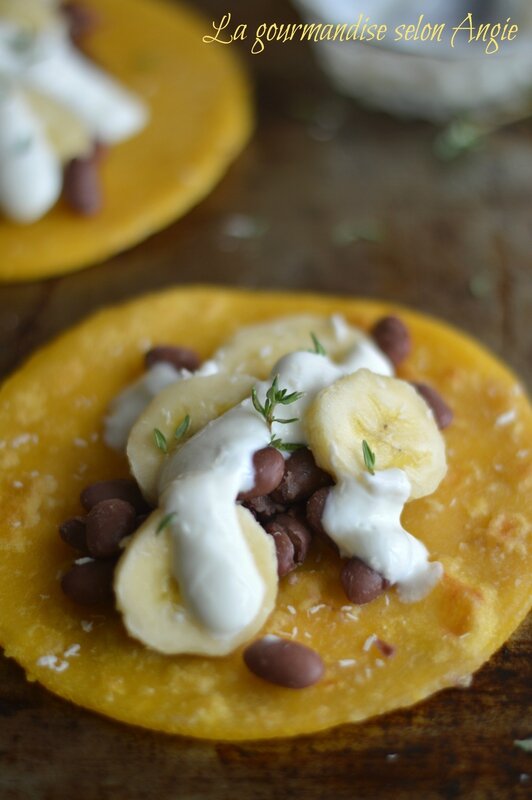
[292,0,532,121]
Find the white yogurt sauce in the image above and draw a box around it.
[322,470,443,601]
[0,11,148,222]
[0,85,61,221]
[9,23,148,144]
[159,404,271,634]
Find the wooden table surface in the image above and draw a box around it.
[0,1,531,797]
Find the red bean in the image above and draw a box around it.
[238,448,285,502]
[59,516,88,552]
[265,514,312,567]
[305,487,331,538]
[242,494,287,522]
[305,487,341,555]
[371,316,411,366]
[340,557,387,605]
[271,448,332,504]
[243,637,324,688]
[268,530,296,578]
[61,559,115,605]
[412,382,453,430]
[86,499,136,558]
[63,153,102,216]
[144,346,201,372]
[80,479,149,515]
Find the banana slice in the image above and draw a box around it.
[126,373,256,505]
[214,314,366,379]
[306,368,446,499]
[115,506,278,656]
[24,90,92,163]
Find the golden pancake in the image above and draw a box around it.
[0,1,252,282]
[0,287,530,740]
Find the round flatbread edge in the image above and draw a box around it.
[0,0,253,282]
[0,286,530,740]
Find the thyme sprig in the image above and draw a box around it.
[251,375,305,453]
[251,375,303,427]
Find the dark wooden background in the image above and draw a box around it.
[0,1,530,797]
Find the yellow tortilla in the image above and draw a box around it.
[0,287,530,740]
[0,1,252,282]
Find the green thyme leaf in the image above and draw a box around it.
[433,119,483,161]
[362,439,376,475]
[331,220,382,246]
[269,435,305,453]
[276,389,304,406]
[468,272,494,300]
[276,441,306,453]
[156,511,177,534]
[265,375,279,416]
[271,416,299,425]
[251,386,264,416]
[514,738,532,753]
[153,427,168,454]
[174,414,191,440]
[310,332,327,356]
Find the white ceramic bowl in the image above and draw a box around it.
[291,0,532,121]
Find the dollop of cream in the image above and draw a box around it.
[0,9,148,222]
[0,85,61,221]
[13,23,148,144]
[322,470,443,601]
[160,404,271,635]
